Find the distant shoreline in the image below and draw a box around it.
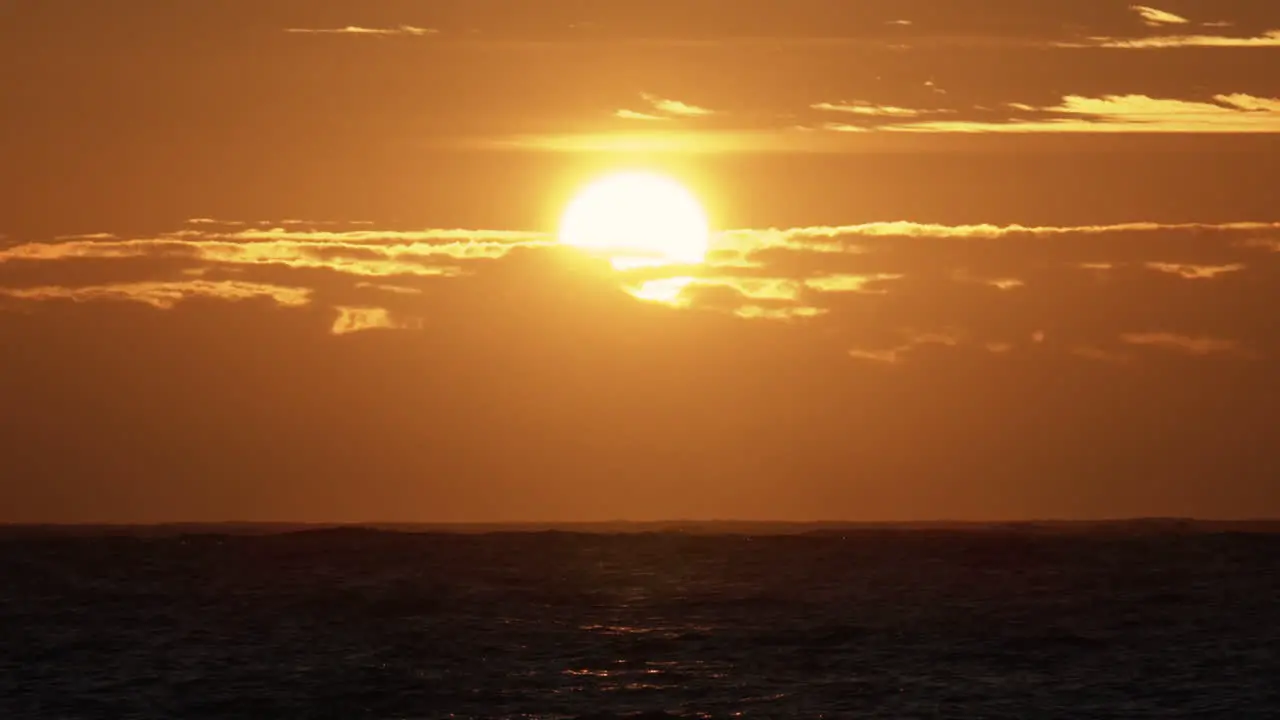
[3,518,1280,537]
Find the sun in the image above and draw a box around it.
[558,171,711,269]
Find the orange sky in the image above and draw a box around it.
[2,0,1279,523]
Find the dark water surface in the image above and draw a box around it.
[2,527,1278,718]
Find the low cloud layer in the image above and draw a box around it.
[284,25,438,36]
[0,279,311,309]
[4,217,1278,360]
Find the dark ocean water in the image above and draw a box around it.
[2,526,1278,719]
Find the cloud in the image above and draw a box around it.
[10,220,1278,272]
[734,305,827,320]
[486,88,1280,151]
[614,109,667,121]
[0,225,551,278]
[623,271,899,317]
[332,306,399,335]
[1131,5,1189,27]
[355,282,422,295]
[849,331,962,364]
[1120,332,1244,356]
[615,93,716,121]
[481,129,811,154]
[805,273,902,293]
[1145,263,1246,279]
[719,220,1280,249]
[0,280,311,309]
[185,218,376,227]
[811,102,928,118]
[858,95,1280,134]
[1072,345,1132,364]
[9,219,1276,294]
[643,93,714,118]
[283,25,438,36]
[5,217,1278,371]
[1064,29,1280,48]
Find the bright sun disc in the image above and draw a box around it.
[558,171,710,268]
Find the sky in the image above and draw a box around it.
[2,0,1279,523]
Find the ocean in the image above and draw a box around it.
[2,524,1277,718]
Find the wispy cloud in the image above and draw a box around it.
[858,95,1280,134]
[0,280,311,309]
[805,273,902,293]
[0,225,551,277]
[629,273,898,308]
[8,220,1277,283]
[1073,345,1133,364]
[332,306,399,335]
[355,281,422,295]
[1131,5,1189,27]
[720,220,1280,248]
[186,218,376,227]
[1121,332,1245,356]
[644,93,714,118]
[284,25,438,36]
[4,218,1276,361]
[483,129,805,154]
[1145,262,1246,279]
[1064,29,1280,48]
[614,109,667,121]
[734,305,827,320]
[616,93,715,121]
[811,102,927,118]
[849,331,963,364]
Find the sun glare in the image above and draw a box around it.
[558,171,711,269]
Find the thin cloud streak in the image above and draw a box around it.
[720,219,1280,246]
[872,95,1280,134]
[1063,30,1280,48]
[284,25,438,36]
[1145,263,1247,279]
[849,331,963,364]
[1131,5,1189,27]
[734,305,827,320]
[642,93,715,118]
[479,129,815,154]
[614,109,668,121]
[811,102,929,118]
[626,273,901,312]
[0,280,311,309]
[1121,332,1246,356]
[616,94,716,121]
[1,226,553,277]
[186,218,377,227]
[570,93,1280,152]
[6,221,1279,284]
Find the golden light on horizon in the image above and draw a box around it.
[558,171,711,270]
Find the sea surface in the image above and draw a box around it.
[2,524,1278,719]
